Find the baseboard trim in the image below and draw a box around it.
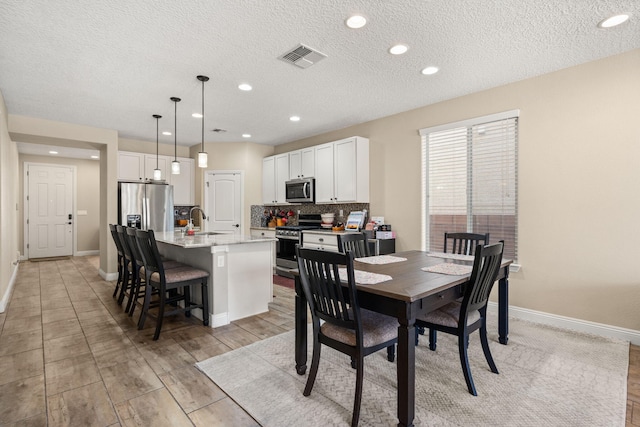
[75,250,99,256]
[99,268,119,282]
[0,262,19,313]
[211,312,229,328]
[488,302,640,345]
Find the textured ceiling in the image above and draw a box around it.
[0,1,638,147]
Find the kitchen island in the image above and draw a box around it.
[153,231,276,327]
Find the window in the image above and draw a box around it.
[420,110,518,261]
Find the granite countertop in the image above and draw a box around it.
[154,231,277,248]
[250,226,277,231]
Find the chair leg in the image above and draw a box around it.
[480,321,499,374]
[303,335,322,396]
[201,279,209,326]
[428,328,437,351]
[184,286,191,317]
[128,276,141,317]
[138,278,153,330]
[386,344,395,362]
[124,272,138,314]
[113,259,122,298]
[458,333,477,396]
[351,355,364,427]
[153,286,166,340]
[117,263,130,305]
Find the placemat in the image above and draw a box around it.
[427,252,475,262]
[355,255,408,265]
[422,263,473,276]
[338,268,392,285]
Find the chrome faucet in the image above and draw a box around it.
[189,206,207,227]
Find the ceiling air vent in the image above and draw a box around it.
[211,128,227,133]
[278,44,327,69]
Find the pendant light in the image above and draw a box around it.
[170,97,181,174]
[197,75,209,168]
[152,114,162,181]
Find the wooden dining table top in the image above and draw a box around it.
[349,250,512,303]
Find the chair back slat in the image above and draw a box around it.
[444,232,490,256]
[337,232,371,258]
[116,225,134,264]
[134,229,165,279]
[463,241,504,315]
[297,246,360,331]
[109,224,125,257]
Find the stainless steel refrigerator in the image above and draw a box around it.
[118,182,174,232]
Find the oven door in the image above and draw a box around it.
[275,236,299,277]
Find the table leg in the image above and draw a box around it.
[396,317,415,427]
[498,271,509,345]
[295,275,307,375]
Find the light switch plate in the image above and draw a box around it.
[77,210,88,216]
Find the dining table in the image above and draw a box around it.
[294,250,512,427]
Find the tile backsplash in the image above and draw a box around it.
[251,203,370,227]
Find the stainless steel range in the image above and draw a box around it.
[275,213,322,277]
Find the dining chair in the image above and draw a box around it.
[109,224,125,300]
[134,228,210,340]
[444,232,490,256]
[116,225,138,307]
[296,246,397,427]
[337,232,371,258]
[416,241,504,396]
[125,227,187,318]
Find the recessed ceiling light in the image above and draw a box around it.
[242,134,251,138]
[49,151,58,154]
[346,15,367,29]
[90,155,99,159]
[238,83,252,91]
[421,66,439,75]
[162,131,172,135]
[290,116,301,122]
[598,14,630,28]
[389,44,408,55]
[192,113,203,118]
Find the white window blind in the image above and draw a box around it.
[420,111,518,261]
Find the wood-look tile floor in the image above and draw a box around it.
[0,256,637,426]
[0,256,296,426]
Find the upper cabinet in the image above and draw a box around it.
[118,151,144,181]
[169,157,195,205]
[314,136,369,203]
[262,153,290,205]
[118,151,195,205]
[289,147,315,179]
[144,155,170,182]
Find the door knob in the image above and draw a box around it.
[233,224,240,228]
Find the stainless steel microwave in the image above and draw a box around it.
[285,178,315,203]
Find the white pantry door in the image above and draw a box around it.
[204,171,243,236]
[27,164,74,258]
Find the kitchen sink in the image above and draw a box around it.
[194,231,226,236]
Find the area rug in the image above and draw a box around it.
[196,315,628,426]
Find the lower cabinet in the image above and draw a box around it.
[301,231,339,252]
[250,228,277,279]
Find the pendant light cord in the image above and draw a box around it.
[201,79,205,151]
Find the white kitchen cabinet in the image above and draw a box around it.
[169,157,195,205]
[314,136,369,203]
[250,228,277,281]
[301,230,339,252]
[117,151,144,181]
[262,153,290,205]
[289,147,315,179]
[144,154,170,182]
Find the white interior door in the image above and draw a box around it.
[26,163,74,258]
[204,171,243,236]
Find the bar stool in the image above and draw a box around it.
[134,228,210,340]
[109,224,125,300]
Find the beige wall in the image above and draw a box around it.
[18,155,100,254]
[276,49,640,330]
[119,137,191,157]
[0,91,20,310]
